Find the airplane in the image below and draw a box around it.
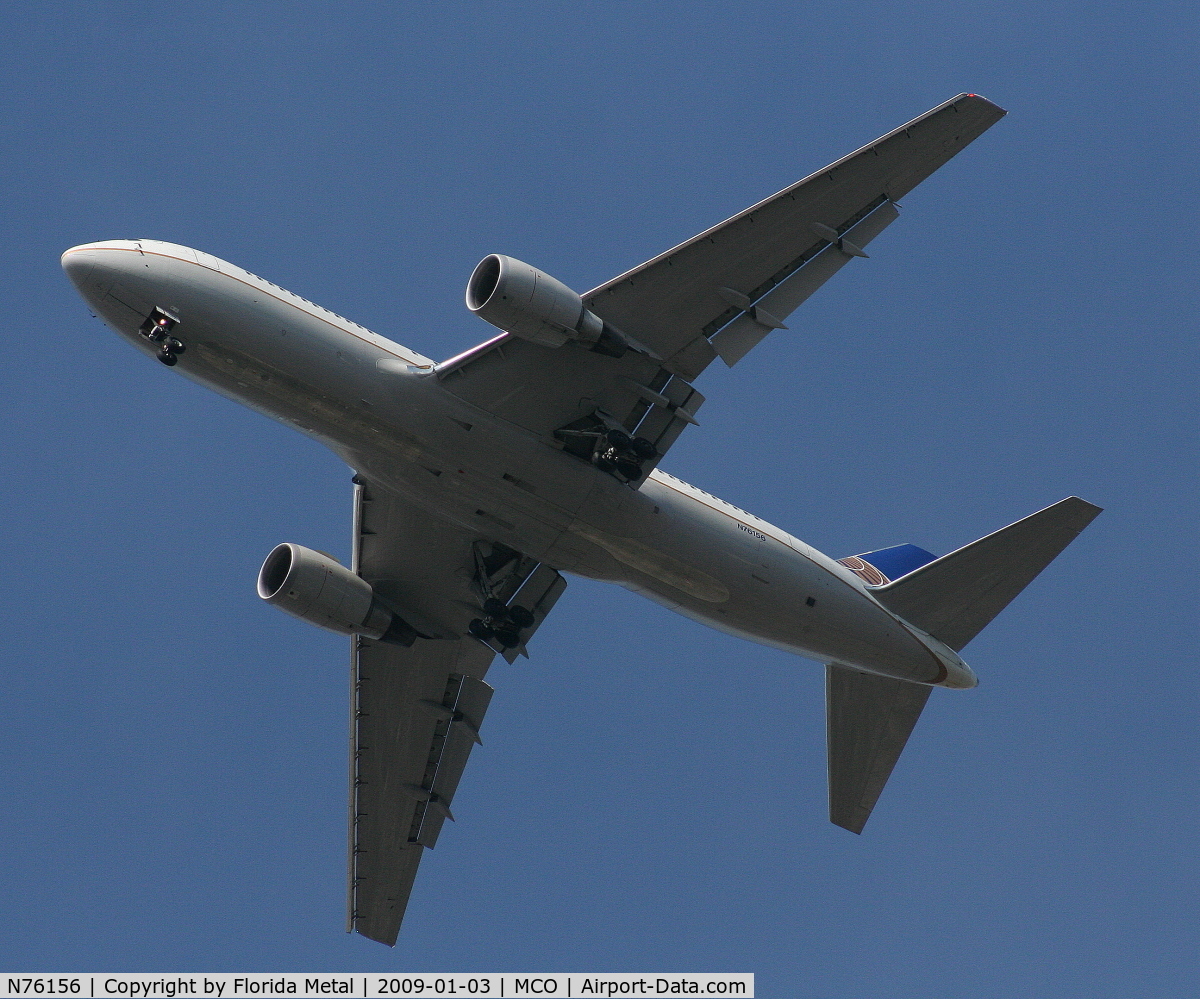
[62,93,1100,947]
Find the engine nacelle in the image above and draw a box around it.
[466,253,604,348]
[257,543,415,645]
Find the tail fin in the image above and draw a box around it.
[838,543,937,585]
[825,497,1100,834]
[871,497,1102,651]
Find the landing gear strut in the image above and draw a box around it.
[469,600,535,650]
[468,541,546,653]
[140,307,185,365]
[591,428,657,482]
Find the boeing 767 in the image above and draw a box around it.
[62,93,1099,946]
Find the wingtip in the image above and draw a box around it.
[352,923,401,947]
[960,92,1008,116]
[1056,496,1104,530]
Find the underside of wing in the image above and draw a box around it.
[348,480,565,946]
[826,664,932,834]
[584,93,1006,374]
[436,333,704,487]
[350,633,495,945]
[434,95,1004,492]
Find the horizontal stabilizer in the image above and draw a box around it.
[871,497,1102,651]
[827,664,932,833]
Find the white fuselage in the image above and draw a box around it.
[62,239,975,689]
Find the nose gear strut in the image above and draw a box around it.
[139,307,185,365]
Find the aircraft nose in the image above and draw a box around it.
[61,244,98,290]
[61,241,133,312]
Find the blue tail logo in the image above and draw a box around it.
[838,543,937,585]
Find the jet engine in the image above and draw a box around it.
[257,543,416,645]
[466,253,605,348]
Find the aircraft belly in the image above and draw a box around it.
[196,354,597,561]
[554,474,944,683]
[77,242,944,684]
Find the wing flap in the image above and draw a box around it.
[410,672,495,848]
[827,664,932,834]
[710,200,900,365]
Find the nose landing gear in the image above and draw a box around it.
[156,337,185,366]
[139,307,185,366]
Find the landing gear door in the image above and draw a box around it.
[501,563,567,664]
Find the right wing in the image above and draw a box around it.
[348,478,565,946]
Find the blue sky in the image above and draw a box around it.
[2,3,1196,994]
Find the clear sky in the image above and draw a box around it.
[2,3,1196,994]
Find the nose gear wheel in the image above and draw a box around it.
[140,307,185,366]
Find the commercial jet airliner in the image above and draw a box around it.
[62,94,1099,946]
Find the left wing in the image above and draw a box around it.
[348,479,565,946]
[435,95,1004,486]
[583,94,1006,372]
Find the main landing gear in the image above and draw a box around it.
[469,598,535,650]
[555,418,659,484]
[591,428,656,482]
[139,307,185,366]
[466,540,567,660]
